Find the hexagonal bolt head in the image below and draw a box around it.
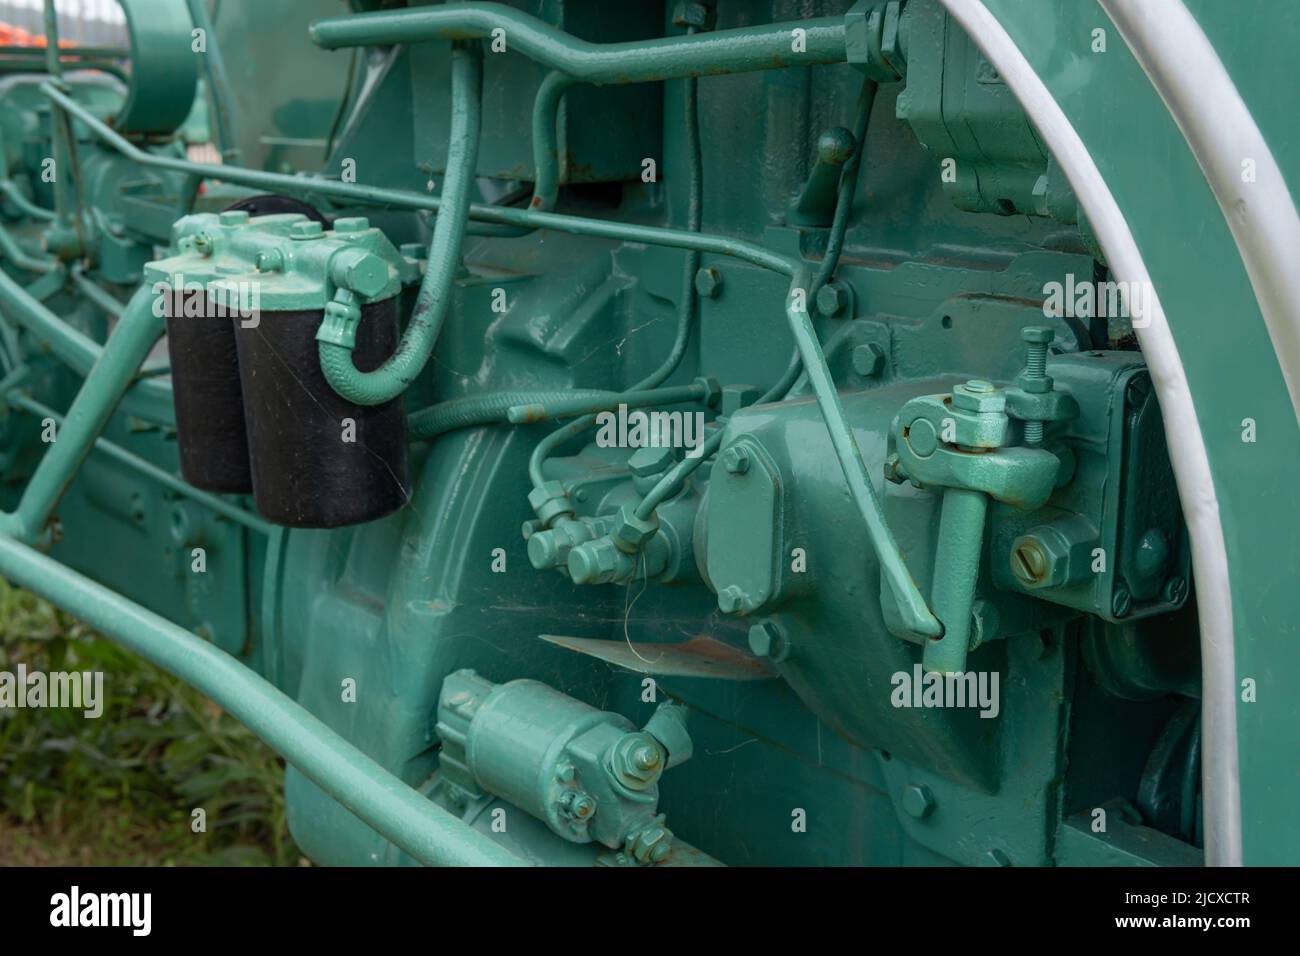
[720,445,751,475]
[694,266,724,298]
[561,790,596,820]
[567,538,622,584]
[816,282,849,317]
[951,380,1007,414]
[627,444,676,478]
[612,503,660,551]
[852,343,886,378]
[332,216,370,234]
[717,585,752,615]
[1021,326,1055,346]
[748,620,789,662]
[290,220,324,240]
[901,783,936,820]
[671,1,714,30]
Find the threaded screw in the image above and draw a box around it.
[1020,327,1055,445]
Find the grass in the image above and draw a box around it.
[0,579,301,866]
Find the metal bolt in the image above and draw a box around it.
[332,216,370,234]
[721,445,751,474]
[694,266,723,298]
[628,444,676,478]
[816,282,849,317]
[852,342,886,378]
[901,784,935,820]
[718,585,750,614]
[1111,583,1132,618]
[1020,327,1055,444]
[566,792,596,820]
[632,746,661,774]
[290,220,324,240]
[748,620,789,661]
[255,249,284,272]
[1010,538,1049,587]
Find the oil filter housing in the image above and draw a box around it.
[145,210,413,528]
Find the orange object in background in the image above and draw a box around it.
[0,22,77,48]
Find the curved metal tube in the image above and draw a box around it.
[0,531,521,867]
[310,3,848,83]
[317,43,482,406]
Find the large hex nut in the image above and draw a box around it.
[612,504,660,553]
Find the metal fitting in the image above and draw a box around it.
[611,503,660,553]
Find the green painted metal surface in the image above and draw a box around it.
[0,0,1291,868]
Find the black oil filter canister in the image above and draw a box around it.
[162,286,254,494]
[234,297,410,528]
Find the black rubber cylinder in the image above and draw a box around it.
[234,298,410,528]
[163,289,254,494]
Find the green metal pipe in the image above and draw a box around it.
[0,532,521,867]
[184,0,240,162]
[781,271,942,639]
[5,393,270,536]
[0,179,56,222]
[0,220,56,272]
[922,487,989,673]
[0,286,162,542]
[317,43,482,406]
[507,381,706,424]
[36,80,936,637]
[408,388,616,441]
[528,60,705,491]
[810,77,879,301]
[0,265,175,426]
[41,82,793,275]
[69,265,124,318]
[471,70,574,239]
[41,0,82,248]
[309,3,848,83]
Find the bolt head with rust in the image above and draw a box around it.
[694,266,723,298]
